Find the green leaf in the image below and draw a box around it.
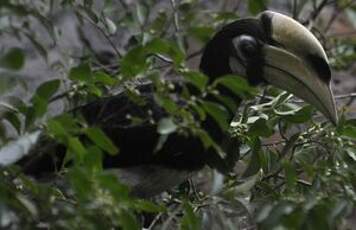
[84,146,103,172]
[340,126,356,139]
[96,172,130,200]
[182,70,208,91]
[121,38,184,78]
[68,167,92,200]
[213,74,257,98]
[0,48,25,70]
[242,138,262,178]
[133,199,166,213]
[93,72,117,86]
[146,38,184,66]
[24,106,36,129]
[283,161,297,189]
[155,94,178,113]
[285,106,313,124]
[181,202,201,230]
[157,117,177,135]
[212,94,237,112]
[85,127,119,155]
[248,118,273,137]
[118,211,140,230]
[31,97,48,118]
[50,114,80,136]
[69,63,92,82]
[248,0,267,15]
[29,80,60,118]
[35,79,60,100]
[120,45,147,78]
[68,137,87,160]
[190,103,206,121]
[201,101,229,130]
[47,119,68,142]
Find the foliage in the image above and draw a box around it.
[0,0,355,229]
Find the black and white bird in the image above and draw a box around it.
[15,11,337,197]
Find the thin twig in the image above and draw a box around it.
[292,0,298,19]
[153,54,174,64]
[170,0,184,51]
[328,31,356,37]
[116,0,129,11]
[147,213,163,230]
[334,93,356,100]
[276,175,312,186]
[280,93,356,104]
[324,0,354,33]
[49,90,72,103]
[170,0,180,33]
[262,140,286,147]
[302,0,330,25]
[186,48,204,60]
[232,0,242,11]
[77,11,122,58]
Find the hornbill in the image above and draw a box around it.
[16,11,337,197]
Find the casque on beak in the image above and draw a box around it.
[258,11,338,124]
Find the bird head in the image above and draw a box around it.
[200,11,338,124]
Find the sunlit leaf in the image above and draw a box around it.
[157,117,177,135]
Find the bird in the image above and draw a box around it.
[15,11,338,198]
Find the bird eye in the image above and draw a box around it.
[233,35,259,59]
